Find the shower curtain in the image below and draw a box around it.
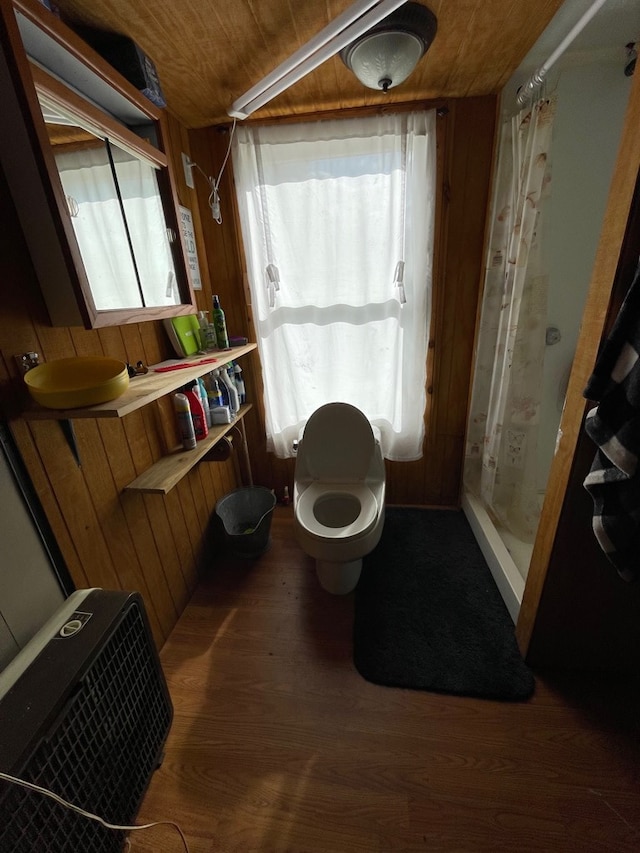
[466,97,556,541]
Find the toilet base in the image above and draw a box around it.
[316,558,363,595]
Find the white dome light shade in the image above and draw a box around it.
[345,30,425,90]
[340,2,437,92]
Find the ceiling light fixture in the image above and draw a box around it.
[340,2,437,92]
[228,0,429,120]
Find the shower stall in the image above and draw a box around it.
[462,0,637,621]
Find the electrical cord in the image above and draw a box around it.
[189,117,237,225]
[0,771,190,852]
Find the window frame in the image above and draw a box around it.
[230,103,448,457]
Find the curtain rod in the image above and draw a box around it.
[516,0,608,106]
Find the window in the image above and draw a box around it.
[232,110,436,460]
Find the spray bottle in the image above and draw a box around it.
[225,362,237,392]
[212,295,230,350]
[206,371,224,407]
[214,368,229,407]
[216,366,239,416]
[233,363,246,404]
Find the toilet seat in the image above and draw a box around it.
[296,483,378,541]
[301,402,375,481]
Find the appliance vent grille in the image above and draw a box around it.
[0,599,172,853]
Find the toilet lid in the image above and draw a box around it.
[301,402,375,481]
[297,483,378,540]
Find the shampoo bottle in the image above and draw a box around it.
[212,295,230,350]
[184,386,208,440]
[173,393,196,450]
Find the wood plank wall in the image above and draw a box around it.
[189,96,497,508]
[0,96,495,649]
[0,111,243,650]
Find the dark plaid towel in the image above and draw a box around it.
[583,261,640,582]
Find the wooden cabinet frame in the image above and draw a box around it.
[0,0,196,328]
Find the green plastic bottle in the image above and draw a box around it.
[212,294,230,350]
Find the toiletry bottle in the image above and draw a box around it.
[217,364,240,415]
[173,393,196,450]
[206,318,217,350]
[212,294,230,350]
[184,385,208,440]
[226,362,242,403]
[208,321,217,349]
[198,310,208,350]
[233,363,246,404]
[197,377,212,427]
[199,310,217,350]
[213,368,229,407]
[226,362,236,390]
[206,372,224,407]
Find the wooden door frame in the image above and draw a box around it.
[516,67,640,664]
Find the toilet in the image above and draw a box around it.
[293,402,386,594]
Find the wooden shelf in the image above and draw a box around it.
[125,404,252,494]
[22,343,257,420]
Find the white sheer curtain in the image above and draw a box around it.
[232,110,436,460]
[465,97,556,540]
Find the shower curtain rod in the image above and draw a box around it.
[516,0,608,106]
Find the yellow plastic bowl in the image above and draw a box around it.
[24,356,130,409]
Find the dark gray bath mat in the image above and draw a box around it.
[353,508,535,701]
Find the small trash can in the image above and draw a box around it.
[215,486,277,558]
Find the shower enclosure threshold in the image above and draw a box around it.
[462,490,525,624]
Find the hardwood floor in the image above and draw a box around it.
[131,508,640,853]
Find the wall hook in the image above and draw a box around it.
[15,351,40,374]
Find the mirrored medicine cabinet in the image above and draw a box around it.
[0,0,196,328]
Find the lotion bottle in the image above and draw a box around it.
[184,386,208,440]
[173,393,196,450]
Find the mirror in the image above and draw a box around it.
[41,97,181,311]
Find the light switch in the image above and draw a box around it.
[182,152,195,188]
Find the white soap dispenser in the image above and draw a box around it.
[198,310,216,350]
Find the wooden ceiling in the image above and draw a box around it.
[50,0,565,128]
